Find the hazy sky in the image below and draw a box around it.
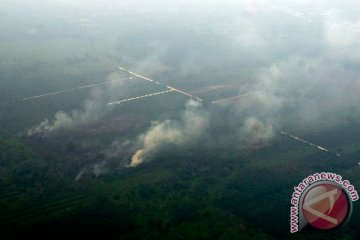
[2,0,360,142]
[2,0,359,64]
[1,1,359,169]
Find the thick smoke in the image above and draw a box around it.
[240,117,274,145]
[27,72,125,136]
[129,99,208,167]
[244,56,360,133]
[13,0,360,165]
[122,1,360,156]
[232,65,282,144]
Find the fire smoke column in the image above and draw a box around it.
[130,149,145,167]
[128,100,207,167]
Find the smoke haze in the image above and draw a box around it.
[130,100,208,167]
[1,0,359,163]
[27,72,127,135]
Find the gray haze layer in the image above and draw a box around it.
[1,0,360,167]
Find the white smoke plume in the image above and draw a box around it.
[16,0,360,151]
[74,161,108,181]
[240,117,274,145]
[27,72,126,136]
[129,99,208,167]
[253,57,359,129]
[232,66,283,144]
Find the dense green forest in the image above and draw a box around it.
[1,1,360,239]
[1,118,360,239]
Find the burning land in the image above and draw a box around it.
[1,1,360,239]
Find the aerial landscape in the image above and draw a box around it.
[1,0,360,239]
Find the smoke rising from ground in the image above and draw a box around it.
[27,72,126,136]
[245,56,360,132]
[129,100,208,167]
[240,117,275,145]
[10,0,359,166]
